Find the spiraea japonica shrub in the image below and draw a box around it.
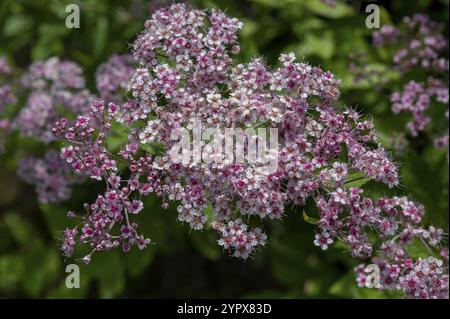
[12,58,92,203]
[48,4,448,298]
[8,54,134,204]
[353,14,449,153]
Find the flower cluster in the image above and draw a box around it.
[315,194,426,255]
[372,14,449,148]
[17,150,84,203]
[14,57,91,143]
[96,54,136,104]
[0,57,16,153]
[373,15,448,73]
[55,4,447,298]
[356,230,448,299]
[54,100,119,180]
[54,100,151,260]
[7,58,93,203]
[348,50,388,91]
[0,57,16,112]
[118,3,397,258]
[391,77,448,138]
[212,219,267,259]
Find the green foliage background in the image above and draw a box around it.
[0,0,448,298]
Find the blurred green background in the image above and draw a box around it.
[0,0,448,298]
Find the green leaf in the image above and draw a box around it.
[93,16,109,59]
[303,210,319,225]
[249,0,287,8]
[329,271,388,298]
[303,30,335,60]
[3,213,35,245]
[345,172,371,188]
[106,134,127,153]
[123,247,155,278]
[304,0,354,19]
[140,142,164,156]
[190,231,220,261]
[269,232,309,287]
[32,23,69,60]
[47,279,89,298]
[0,0,14,34]
[401,148,449,228]
[240,19,258,38]
[378,5,393,26]
[292,18,325,36]
[3,15,32,37]
[82,250,125,298]
[405,238,435,259]
[22,243,60,297]
[0,255,25,290]
[40,203,71,236]
[111,121,130,138]
[203,203,215,225]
